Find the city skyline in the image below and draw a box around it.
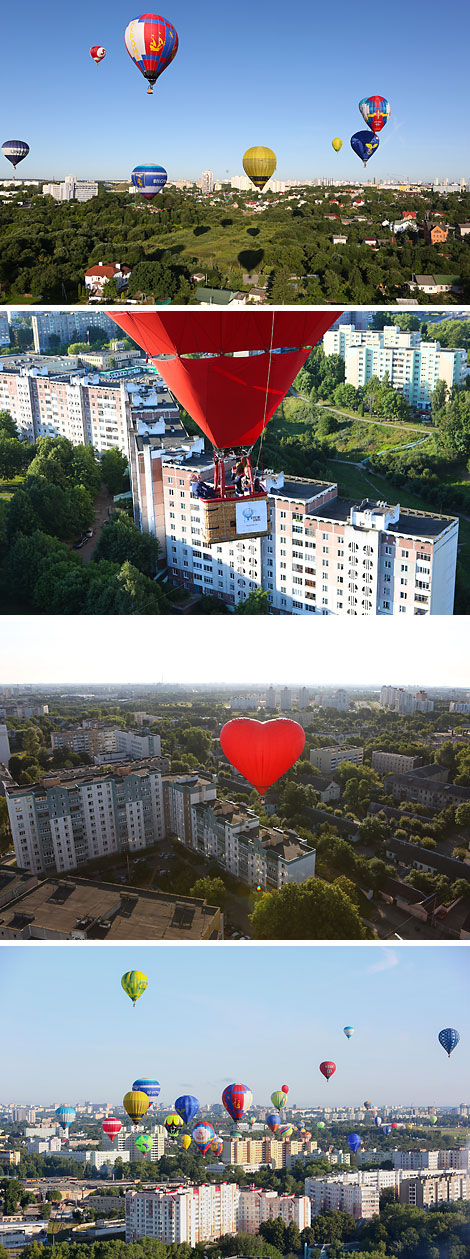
[3,0,470,182]
[0,945,468,1106]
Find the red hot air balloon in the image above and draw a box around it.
[281,1085,289,1094]
[124,14,178,96]
[319,1061,336,1082]
[220,718,305,796]
[90,46,106,63]
[102,1118,122,1142]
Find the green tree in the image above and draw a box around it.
[100,449,129,496]
[250,877,367,939]
[234,589,270,615]
[188,876,228,908]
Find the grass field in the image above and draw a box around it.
[0,475,25,501]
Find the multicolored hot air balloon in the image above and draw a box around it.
[123,1090,150,1126]
[319,1061,336,1082]
[332,138,342,152]
[242,146,276,191]
[55,1106,75,1132]
[271,1090,287,1111]
[347,1133,361,1153]
[132,1079,160,1105]
[2,140,29,171]
[343,1026,354,1039]
[121,971,148,1006]
[174,1095,199,1126]
[266,1112,282,1134]
[438,1028,460,1057]
[222,1084,253,1124]
[350,131,379,168]
[124,14,179,95]
[131,165,168,198]
[220,720,305,796]
[135,1133,154,1155]
[210,1136,224,1158]
[359,95,390,133]
[192,1123,215,1155]
[90,46,106,63]
[164,1113,183,1135]
[317,1121,325,1129]
[364,1101,372,1110]
[102,1119,122,1143]
[278,1124,294,1139]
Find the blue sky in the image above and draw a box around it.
[2,0,470,182]
[0,946,468,1106]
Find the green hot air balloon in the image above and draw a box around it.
[271,1091,287,1111]
[121,970,148,1006]
[135,1133,154,1155]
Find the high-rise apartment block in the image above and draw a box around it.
[323,323,467,408]
[125,1183,239,1246]
[310,746,364,774]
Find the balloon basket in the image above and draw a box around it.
[200,490,271,546]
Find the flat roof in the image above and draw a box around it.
[270,478,335,502]
[307,497,456,538]
[0,877,221,940]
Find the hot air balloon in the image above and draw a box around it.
[124,14,178,95]
[350,131,379,168]
[278,1124,294,1139]
[90,46,106,63]
[317,1121,325,1129]
[131,165,168,198]
[192,1123,215,1155]
[359,96,390,133]
[132,1079,160,1105]
[222,1084,253,1124]
[382,1125,392,1136]
[347,1134,361,1153]
[242,146,276,191]
[164,1113,183,1135]
[266,1112,282,1134]
[55,1106,75,1132]
[220,719,305,796]
[375,1116,382,1128]
[210,1136,224,1158]
[271,1090,288,1111]
[364,1101,372,1111]
[109,311,340,543]
[123,1090,150,1126]
[135,1133,154,1155]
[175,1095,200,1125]
[102,1119,122,1143]
[281,1085,289,1094]
[430,1115,438,1125]
[121,971,148,1006]
[332,138,342,152]
[182,1134,192,1150]
[391,1122,398,1129]
[438,1028,460,1057]
[319,1061,336,1082]
[2,140,29,171]
[343,1026,354,1039]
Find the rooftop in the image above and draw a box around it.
[0,876,222,940]
[387,837,470,882]
[270,478,335,502]
[307,497,456,539]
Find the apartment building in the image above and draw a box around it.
[43,175,99,202]
[371,751,422,775]
[237,1188,311,1232]
[399,1172,470,1207]
[51,726,163,762]
[222,1137,317,1170]
[0,366,130,455]
[192,799,316,890]
[314,689,350,711]
[31,312,116,352]
[0,725,10,767]
[102,1125,166,1161]
[323,324,467,409]
[310,746,363,774]
[389,773,470,809]
[394,1150,440,1171]
[380,686,435,713]
[125,1183,239,1246]
[305,1174,379,1220]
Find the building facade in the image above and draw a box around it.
[125,1183,239,1246]
[310,746,363,774]
[323,323,467,409]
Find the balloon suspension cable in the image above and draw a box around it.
[257,309,275,476]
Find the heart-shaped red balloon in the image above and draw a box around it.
[219,718,305,794]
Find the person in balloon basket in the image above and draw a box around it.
[190,473,213,500]
[232,456,246,495]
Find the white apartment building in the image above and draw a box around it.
[6,759,166,876]
[394,1150,440,1171]
[102,1125,166,1162]
[380,686,435,713]
[238,1188,311,1233]
[400,1172,470,1208]
[31,312,116,352]
[371,751,422,775]
[43,175,99,202]
[192,799,316,891]
[0,724,10,767]
[230,694,259,711]
[314,690,349,711]
[0,366,130,455]
[305,1174,379,1220]
[323,324,467,409]
[200,171,214,194]
[0,312,10,346]
[125,1183,239,1246]
[449,701,470,714]
[51,726,162,761]
[27,1137,62,1153]
[310,746,363,774]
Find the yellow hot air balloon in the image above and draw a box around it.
[182,1134,192,1150]
[242,146,276,191]
[332,138,342,152]
[123,1090,150,1126]
[121,970,148,1006]
[164,1113,184,1135]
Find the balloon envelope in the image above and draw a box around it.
[359,95,390,133]
[281,1085,289,1093]
[382,1125,392,1136]
[266,1112,282,1134]
[350,131,379,165]
[192,1122,215,1154]
[132,1079,160,1104]
[174,1094,200,1125]
[438,1027,460,1057]
[271,1090,287,1111]
[131,165,168,197]
[182,1134,192,1150]
[242,146,276,191]
[135,1133,154,1154]
[220,719,305,795]
[90,46,106,62]
[317,1121,325,1129]
[375,1116,382,1127]
[319,1061,336,1081]
[430,1115,438,1125]
[123,1091,150,1125]
[332,138,342,152]
[2,140,29,170]
[124,13,178,94]
[278,1124,293,1139]
[102,1119,122,1142]
[222,1084,253,1123]
[347,1133,361,1153]
[343,1026,354,1039]
[210,1136,224,1157]
[164,1113,183,1135]
[121,971,148,1005]
[55,1106,75,1131]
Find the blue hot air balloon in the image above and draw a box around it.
[375,1115,382,1127]
[131,165,168,198]
[350,131,379,167]
[343,1026,354,1039]
[132,1078,161,1104]
[2,140,29,171]
[382,1124,392,1136]
[438,1028,460,1057]
[347,1133,361,1153]
[55,1106,76,1132]
[175,1094,200,1125]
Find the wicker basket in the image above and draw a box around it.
[201,492,271,545]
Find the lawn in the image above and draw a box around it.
[0,474,25,500]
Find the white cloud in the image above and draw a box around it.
[366,949,399,974]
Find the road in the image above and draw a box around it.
[75,485,115,564]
